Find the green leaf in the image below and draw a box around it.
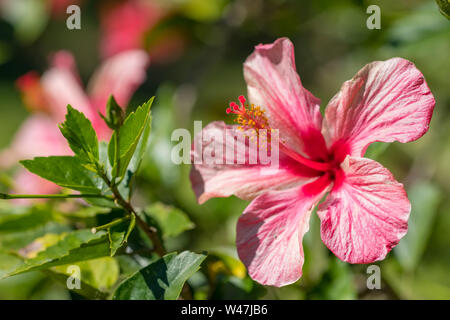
[20,156,104,194]
[85,142,119,208]
[108,97,153,181]
[59,105,99,163]
[395,182,441,271]
[2,229,111,278]
[436,0,450,19]
[112,251,206,300]
[108,215,136,256]
[0,251,23,279]
[52,256,119,294]
[101,96,125,130]
[205,251,266,300]
[0,205,70,252]
[0,206,54,232]
[0,223,69,252]
[44,269,108,300]
[144,203,195,239]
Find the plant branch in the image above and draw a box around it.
[96,160,192,300]
[98,170,167,257]
[0,193,114,200]
[91,215,131,233]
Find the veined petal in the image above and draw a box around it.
[190,121,321,204]
[322,58,435,157]
[237,176,330,287]
[244,38,327,160]
[88,50,149,114]
[317,157,410,264]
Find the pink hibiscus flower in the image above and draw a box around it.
[190,38,435,287]
[99,0,185,63]
[1,49,149,195]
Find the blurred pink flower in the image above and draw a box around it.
[190,38,435,286]
[48,0,83,17]
[100,0,185,63]
[1,49,149,195]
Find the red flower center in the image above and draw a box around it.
[226,96,353,191]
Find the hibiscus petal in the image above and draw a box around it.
[190,121,321,204]
[41,53,94,122]
[237,176,330,286]
[317,156,410,264]
[0,115,71,168]
[99,0,162,58]
[13,169,61,198]
[243,38,327,160]
[88,50,149,114]
[322,58,435,157]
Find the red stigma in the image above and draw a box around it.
[227,99,246,115]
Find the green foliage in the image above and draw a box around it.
[59,105,99,163]
[101,96,125,130]
[395,182,441,271]
[306,257,357,300]
[20,156,104,194]
[2,0,448,300]
[436,0,450,19]
[49,257,119,299]
[0,205,69,251]
[205,252,267,300]
[144,202,195,239]
[112,251,206,300]
[108,98,153,182]
[0,96,208,300]
[0,206,54,232]
[2,229,111,278]
[56,256,119,289]
[108,215,136,256]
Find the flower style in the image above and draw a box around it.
[190,38,435,286]
[1,50,149,195]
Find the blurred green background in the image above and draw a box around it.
[0,0,449,299]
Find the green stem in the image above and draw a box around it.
[0,193,114,200]
[97,168,167,257]
[91,215,131,233]
[97,164,190,299]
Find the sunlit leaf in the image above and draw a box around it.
[436,0,450,19]
[20,156,105,194]
[52,256,119,293]
[2,230,111,279]
[144,202,194,239]
[108,97,153,181]
[59,105,99,163]
[112,251,206,300]
[108,215,136,256]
